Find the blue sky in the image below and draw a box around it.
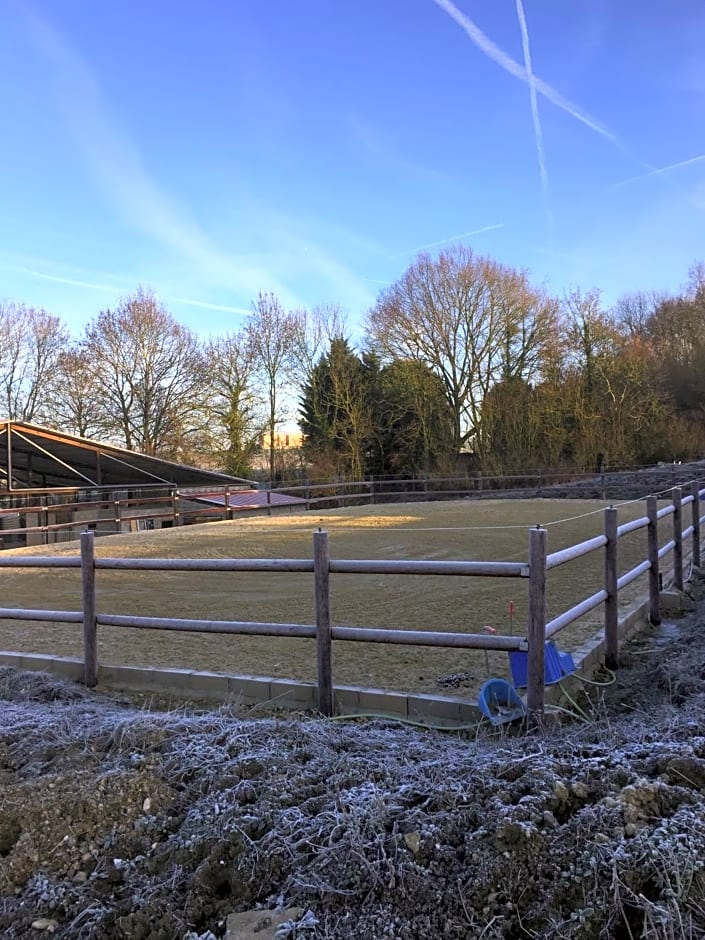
[0,0,703,340]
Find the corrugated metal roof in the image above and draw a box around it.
[0,421,256,491]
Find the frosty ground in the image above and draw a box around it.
[3,580,705,939]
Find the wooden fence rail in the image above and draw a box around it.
[3,464,693,545]
[1,483,704,724]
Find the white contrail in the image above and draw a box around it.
[612,153,705,188]
[17,267,118,293]
[431,0,617,143]
[403,223,504,254]
[515,0,552,230]
[17,266,251,315]
[169,296,251,315]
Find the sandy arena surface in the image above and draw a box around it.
[0,499,656,698]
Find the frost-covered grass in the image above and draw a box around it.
[3,581,705,939]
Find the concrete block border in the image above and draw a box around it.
[0,650,481,727]
[0,595,652,726]
[545,597,650,707]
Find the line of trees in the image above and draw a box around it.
[1,250,704,482]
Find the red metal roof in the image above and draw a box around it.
[195,490,307,510]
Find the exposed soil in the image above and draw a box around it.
[2,575,705,938]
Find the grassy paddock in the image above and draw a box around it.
[0,498,666,698]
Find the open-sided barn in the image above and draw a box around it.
[0,421,306,547]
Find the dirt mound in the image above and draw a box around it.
[540,459,705,501]
[3,596,705,938]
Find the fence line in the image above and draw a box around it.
[0,483,703,724]
[2,463,704,546]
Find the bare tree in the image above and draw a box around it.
[204,330,264,477]
[365,245,558,453]
[562,288,617,396]
[687,261,705,298]
[558,288,668,466]
[613,290,666,339]
[291,302,350,381]
[45,346,105,439]
[290,302,350,469]
[246,292,299,483]
[82,287,204,456]
[0,302,69,422]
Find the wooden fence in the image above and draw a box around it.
[0,483,703,724]
[1,472,571,545]
[1,463,700,546]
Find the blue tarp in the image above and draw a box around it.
[509,641,576,688]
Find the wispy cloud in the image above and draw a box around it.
[401,223,504,255]
[515,0,552,231]
[430,0,618,144]
[349,114,457,188]
[24,9,294,300]
[612,154,705,189]
[23,9,377,315]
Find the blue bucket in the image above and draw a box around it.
[477,678,527,725]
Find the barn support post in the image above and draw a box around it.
[604,506,619,670]
[6,421,13,491]
[693,483,701,569]
[527,526,547,727]
[646,495,661,626]
[673,486,683,592]
[313,529,333,717]
[81,531,98,687]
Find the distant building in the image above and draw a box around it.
[0,421,306,549]
[257,430,304,450]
